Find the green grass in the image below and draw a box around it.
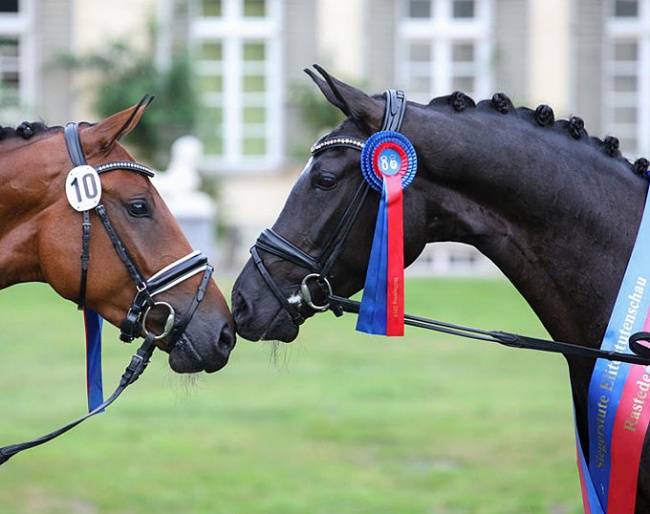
[0,278,583,514]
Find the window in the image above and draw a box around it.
[398,0,492,103]
[0,0,32,119]
[0,0,18,13]
[605,0,650,158]
[201,0,222,17]
[0,38,19,106]
[243,0,265,17]
[614,0,639,17]
[452,0,475,18]
[408,0,432,18]
[193,0,282,172]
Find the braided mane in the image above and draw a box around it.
[0,121,60,142]
[422,90,650,179]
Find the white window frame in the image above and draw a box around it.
[0,0,35,119]
[604,0,650,159]
[191,0,284,174]
[396,0,493,104]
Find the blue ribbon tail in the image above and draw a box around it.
[357,186,389,335]
[576,426,605,514]
[84,307,104,413]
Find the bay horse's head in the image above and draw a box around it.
[0,97,235,372]
[232,66,429,342]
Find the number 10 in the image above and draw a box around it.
[71,173,99,203]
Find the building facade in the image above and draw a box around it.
[185,0,650,173]
[2,0,648,164]
[1,0,649,271]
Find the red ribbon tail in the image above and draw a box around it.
[385,175,404,336]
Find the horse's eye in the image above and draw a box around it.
[127,200,150,218]
[315,172,338,190]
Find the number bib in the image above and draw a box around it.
[66,165,102,211]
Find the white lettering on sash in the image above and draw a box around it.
[623,373,650,432]
[594,276,646,466]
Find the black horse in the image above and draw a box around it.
[232,65,650,511]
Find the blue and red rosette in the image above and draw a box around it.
[357,131,417,336]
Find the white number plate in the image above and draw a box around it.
[65,165,102,211]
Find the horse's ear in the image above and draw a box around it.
[305,65,383,133]
[85,94,155,151]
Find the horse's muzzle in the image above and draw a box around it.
[169,319,235,373]
[231,265,302,343]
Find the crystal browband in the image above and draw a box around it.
[96,160,155,177]
[310,137,366,155]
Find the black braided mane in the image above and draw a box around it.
[0,121,60,142]
[425,90,650,179]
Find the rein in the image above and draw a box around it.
[251,89,650,367]
[0,334,155,465]
[328,295,650,366]
[0,119,212,465]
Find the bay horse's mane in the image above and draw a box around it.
[0,121,62,142]
[395,90,650,179]
[0,121,103,143]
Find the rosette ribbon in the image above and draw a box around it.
[356,130,417,336]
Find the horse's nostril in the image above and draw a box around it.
[231,290,248,318]
[219,323,236,353]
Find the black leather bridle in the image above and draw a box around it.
[0,119,214,464]
[249,89,650,367]
[64,121,213,347]
[251,89,407,324]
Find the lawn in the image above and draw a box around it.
[0,278,582,514]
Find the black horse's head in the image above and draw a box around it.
[232,66,429,342]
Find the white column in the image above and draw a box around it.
[317,0,364,80]
[528,0,570,114]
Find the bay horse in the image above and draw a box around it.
[232,66,650,511]
[0,99,235,374]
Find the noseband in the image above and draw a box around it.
[64,122,212,347]
[250,90,406,323]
